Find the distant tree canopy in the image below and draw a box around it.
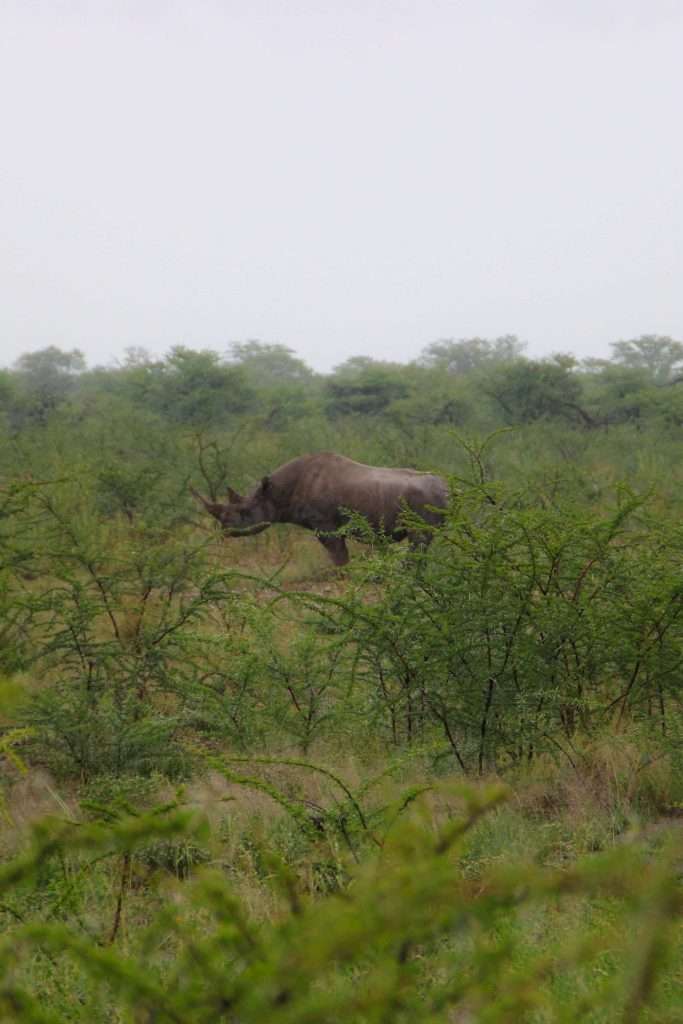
[326,358,411,417]
[3,331,683,436]
[0,369,14,406]
[11,345,86,424]
[609,335,683,383]
[485,357,590,425]
[101,346,254,427]
[153,346,254,425]
[332,356,406,378]
[227,340,315,385]
[13,345,87,379]
[416,335,525,375]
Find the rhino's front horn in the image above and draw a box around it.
[189,485,214,511]
[222,521,272,538]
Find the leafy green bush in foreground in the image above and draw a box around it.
[0,784,681,1023]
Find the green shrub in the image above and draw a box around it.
[1,785,681,1022]
[300,455,683,774]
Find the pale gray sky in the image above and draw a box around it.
[1,0,681,371]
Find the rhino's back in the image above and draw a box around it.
[272,452,447,530]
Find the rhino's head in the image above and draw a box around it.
[191,480,272,537]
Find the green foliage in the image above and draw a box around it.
[228,340,315,385]
[0,369,16,425]
[290,439,683,773]
[416,333,525,374]
[610,334,683,383]
[5,336,683,440]
[4,338,683,1020]
[0,786,681,1022]
[10,347,86,427]
[325,360,411,417]
[150,346,255,426]
[246,616,346,752]
[485,357,590,425]
[3,477,249,781]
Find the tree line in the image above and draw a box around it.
[2,333,683,435]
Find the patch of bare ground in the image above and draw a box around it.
[203,521,379,594]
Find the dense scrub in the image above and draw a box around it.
[2,778,682,1023]
[1,337,683,1019]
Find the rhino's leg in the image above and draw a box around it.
[318,535,349,566]
[407,530,433,554]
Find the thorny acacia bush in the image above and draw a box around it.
[0,783,682,1023]
[0,476,352,782]
[3,449,683,781]
[2,450,683,1021]
[293,473,683,774]
[0,478,268,781]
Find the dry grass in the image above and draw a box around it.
[509,733,679,843]
[0,767,78,857]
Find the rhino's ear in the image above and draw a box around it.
[226,486,243,504]
[261,475,271,493]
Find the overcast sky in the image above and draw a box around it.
[1,1,681,372]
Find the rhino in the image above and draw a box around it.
[191,451,448,565]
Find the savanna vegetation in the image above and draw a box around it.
[1,334,683,1021]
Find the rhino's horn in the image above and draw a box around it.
[222,521,272,538]
[189,485,215,511]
